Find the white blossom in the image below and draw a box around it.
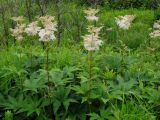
[25,21,41,36]
[38,29,56,42]
[10,24,26,41]
[11,16,25,23]
[149,30,160,38]
[153,21,160,29]
[39,16,55,23]
[150,20,160,38]
[38,15,57,42]
[115,15,135,30]
[84,8,99,21]
[83,26,103,51]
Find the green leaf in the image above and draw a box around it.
[23,78,47,92]
[53,99,61,114]
[89,113,102,120]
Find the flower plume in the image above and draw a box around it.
[83,26,103,51]
[83,8,102,51]
[25,21,41,36]
[11,16,25,24]
[10,17,26,41]
[150,20,160,38]
[115,15,135,30]
[38,15,57,42]
[84,8,99,21]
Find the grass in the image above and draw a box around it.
[1,7,160,120]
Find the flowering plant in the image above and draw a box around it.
[83,8,103,51]
[115,15,135,30]
[150,20,160,38]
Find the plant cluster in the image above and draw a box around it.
[1,1,160,120]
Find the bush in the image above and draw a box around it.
[74,0,159,9]
[154,6,160,20]
[107,0,159,9]
[76,0,106,6]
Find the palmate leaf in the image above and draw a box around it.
[100,109,115,120]
[53,86,77,113]
[23,78,47,92]
[50,69,66,86]
[50,69,71,87]
[89,109,115,120]
[72,82,99,103]
[23,70,48,92]
[89,113,102,120]
[98,54,123,72]
[50,66,79,87]
[91,81,109,103]
[72,82,93,95]
[109,75,137,92]
[0,66,27,78]
[1,95,24,112]
[17,98,41,116]
[108,74,139,101]
[62,66,80,78]
[2,95,41,117]
[2,96,20,111]
[144,88,160,104]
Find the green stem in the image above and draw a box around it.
[45,42,53,118]
[45,42,51,96]
[88,51,92,81]
[17,41,23,93]
[88,50,92,114]
[30,40,33,69]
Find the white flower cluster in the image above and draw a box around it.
[83,8,102,51]
[38,16,57,42]
[11,16,25,24]
[25,21,41,36]
[83,26,103,51]
[10,15,57,42]
[10,16,26,41]
[115,15,135,30]
[150,20,160,38]
[84,8,99,21]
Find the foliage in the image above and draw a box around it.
[0,1,160,120]
[107,0,159,9]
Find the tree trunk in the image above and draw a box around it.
[1,9,9,47]
[36,0,45,16]
[56,0,61,46]
[26,0,32,22]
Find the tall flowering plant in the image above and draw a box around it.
[148,20,160,59]
[10,15,57,97]
[10,16,26,42]
[83,8,103,81]
[10,16,26,92]
[37,16,57,117]
[150,20,160,39]
[115,15,135,49]
[115,15,135,30]
[24,21,41,68]
[37,15,57,96]
[83,8,102,113]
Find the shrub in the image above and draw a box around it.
[107,0,159,9]
[154,6,160,20]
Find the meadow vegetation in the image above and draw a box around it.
[0,0,160,120]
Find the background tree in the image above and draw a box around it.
[25,0,32,22]
[0,0,9,47]
[35,0,46,16]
